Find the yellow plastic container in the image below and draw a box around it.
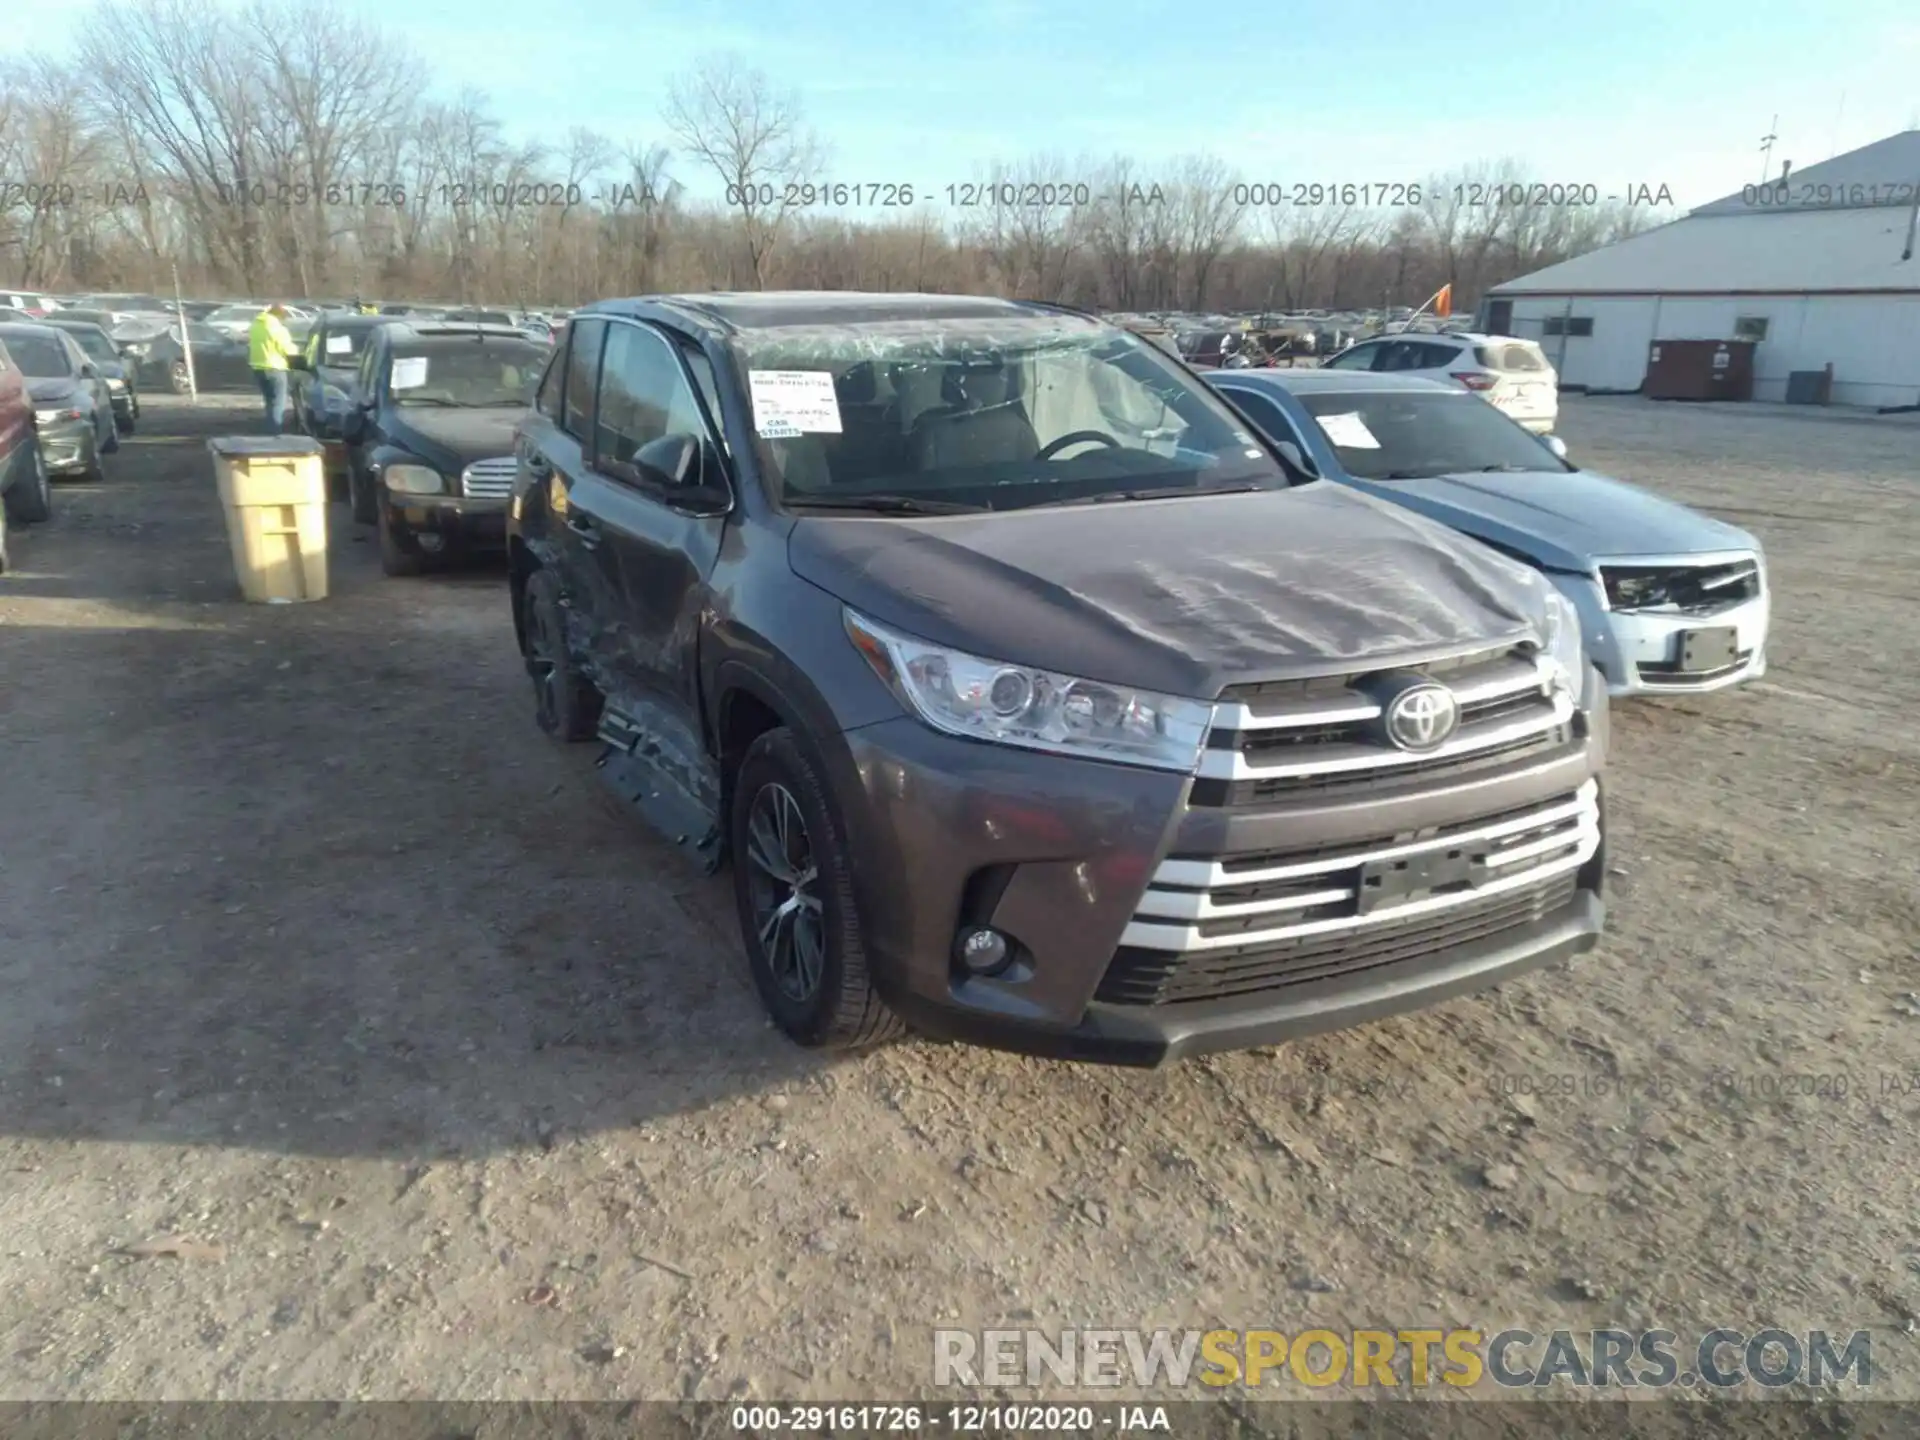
[208,436,330,603]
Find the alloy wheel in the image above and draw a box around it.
[744,782,824,1002]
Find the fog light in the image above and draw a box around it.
[417,533,446,553]
[954,926,1010,975]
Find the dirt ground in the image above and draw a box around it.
[0,390,1915,1412]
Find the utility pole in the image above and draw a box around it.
[171,261,198,402]
[1758,116,1779,184]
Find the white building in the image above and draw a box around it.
[1481,130,1920,408]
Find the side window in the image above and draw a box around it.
[676,342,731,457]
[1419,342,1462,368]
[534,337,567,420]
[1327,342,1378,371]
[563,318,607,439]
[594,322,709,476]
[357,338,382,397]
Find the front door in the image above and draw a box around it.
[569,317,731,856]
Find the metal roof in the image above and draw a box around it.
[1691,129,1920,216]
[1208,371,1456,395]
[1487,204,1920,297]
[589,291,1051,331]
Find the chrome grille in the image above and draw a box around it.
[460,456,516,498]
[1191,647,1574,807]
[1117,780,1600,964]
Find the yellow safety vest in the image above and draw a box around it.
[248,312,294,370]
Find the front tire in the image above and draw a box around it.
[168,360,192,395]
[349,465,377,525]
[4,447,52,524]
[520,566,602,740]
[376,501,424,576]
[730,727,903,1051]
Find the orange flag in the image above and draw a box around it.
[1433,283,1453,318]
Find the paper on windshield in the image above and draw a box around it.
[1316,411,1380,449]
[748,370,842,435]
[390,356,428,390]
[326,334,353,355]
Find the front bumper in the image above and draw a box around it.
[830,669,1608,1066]
[36,419,94,474]
[380,489,508,551]
[1551,565,1770,697]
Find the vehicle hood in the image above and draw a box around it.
[1345,469,1759,571]
[787,483,1549,698]
[27,377,84,405]
[389,406,522,467]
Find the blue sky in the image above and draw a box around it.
[13,0,1920,212]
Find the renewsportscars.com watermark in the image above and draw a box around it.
[932,1327,1874,1391]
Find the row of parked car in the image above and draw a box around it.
[0,288,1771,1067]
[0,289,565,397]
[237,290,1769,1064]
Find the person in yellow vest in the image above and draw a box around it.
[247,303,297,432]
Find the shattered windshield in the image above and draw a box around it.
[730,315,1284,513]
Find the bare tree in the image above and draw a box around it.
[662,55,823,288]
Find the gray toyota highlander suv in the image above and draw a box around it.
[507,292,1608,1066]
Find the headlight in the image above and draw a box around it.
[123,343,149,356]
[106,378,127,390]
[843,609,1211,772]
[383,463,445,495]
[35,407,81,425]
[1540,588,1584,692]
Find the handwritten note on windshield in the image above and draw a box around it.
[390,356,428,390]
[1316,411,1380,449]
[326,334,353,355]
[748,370,842,435]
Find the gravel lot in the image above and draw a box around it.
[0,391,1915,1416]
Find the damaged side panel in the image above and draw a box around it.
[564,467,730,872]
[595,698,723,870]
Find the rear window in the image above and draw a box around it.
[2,333,71,376]
[1476,343,1549,372]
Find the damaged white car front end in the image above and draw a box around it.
[1555,550,1769,696]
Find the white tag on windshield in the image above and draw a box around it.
[749,370,842,434]
[390,356,428,390]
[326,334,352,355]
[1317,411,1380,449]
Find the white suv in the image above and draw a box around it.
[1320,331,1558,433]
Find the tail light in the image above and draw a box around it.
[1451,371,1498,391]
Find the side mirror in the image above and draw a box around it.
[1273,439,1309,473]
[633,432,729,511]
[80,362,97,378]
[1542,434,1569,460]
[633,432,703,488]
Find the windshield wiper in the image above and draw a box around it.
[1382,469,1447,480]
[399,396,472,407]
[1472,464,1534,473]
[784,494,986,515]
[1033,481,1269,508]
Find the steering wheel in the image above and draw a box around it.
[1036,430,1121,461]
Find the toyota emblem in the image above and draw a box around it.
[1384,683,1460,752]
